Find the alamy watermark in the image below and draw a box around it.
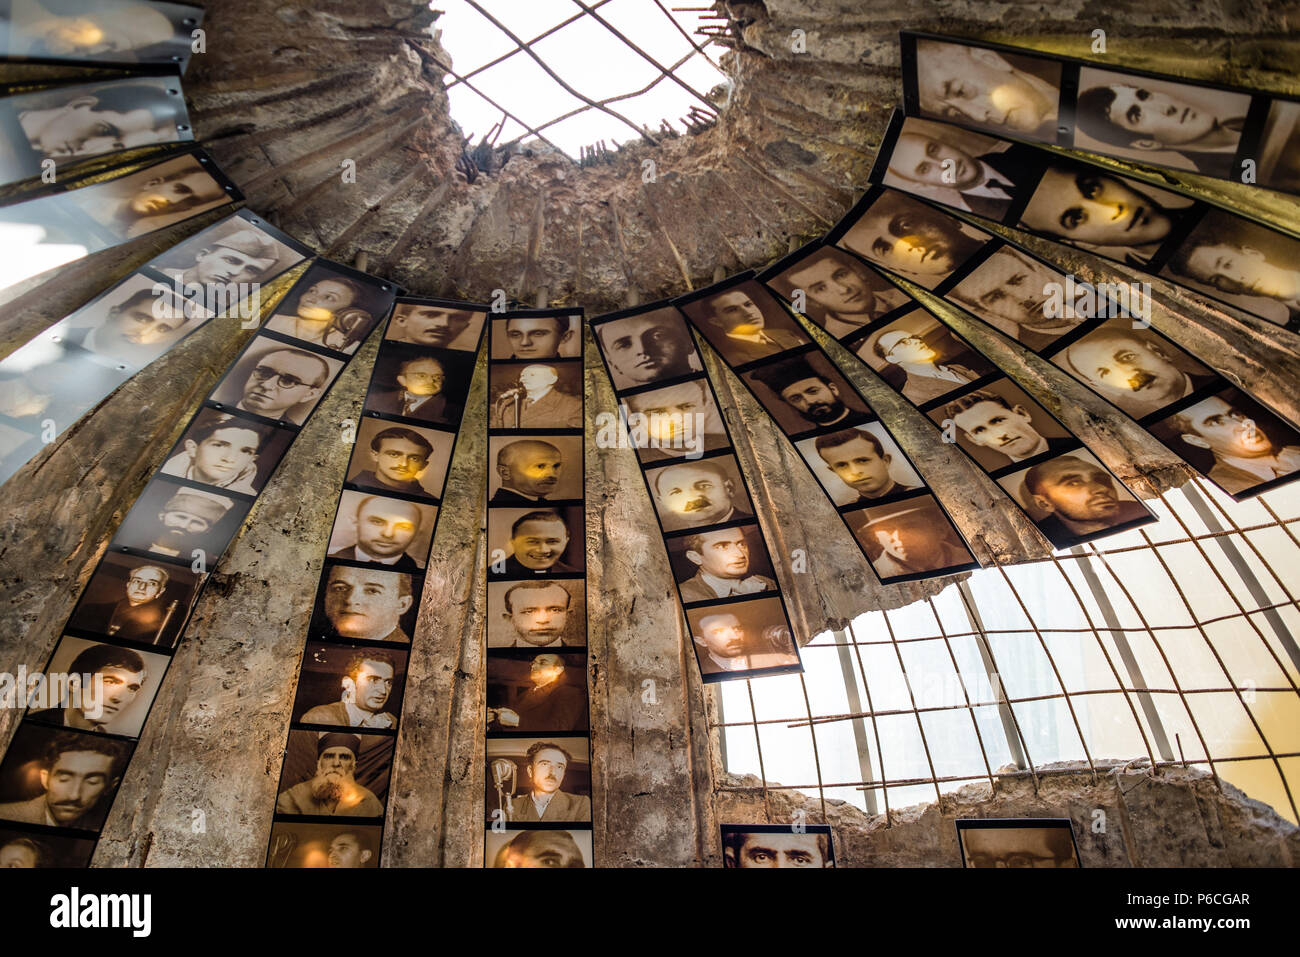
[1042,274,1151,326]
[0,668,104,718]
[594,407,709,459]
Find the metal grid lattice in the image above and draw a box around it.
[715,478,1300,826]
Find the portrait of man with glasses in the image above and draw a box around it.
[211,338,342,425]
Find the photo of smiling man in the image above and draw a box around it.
[488,507,584,577]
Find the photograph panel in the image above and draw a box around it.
[644,453,754,533]
[845,492,977,581]
[76,152,232,240]
[487,359,583,430]
[957,818,1080,868]
[929,378,1074,471]
[151,211,306,288]
[27,635,170,739]
[386,301,486,352]
[0,826,95,867]
[594,306,702,390]
[488,433,583,502]
[485,827,592,868]
[262,262,393,355]
[346,418,452,501]
[2,0,204,67]
[946,244,1083,348]
[275,729,393,818]
[327,490,436,571]
[484,736,591,824]
[763,245,910,339]
[290,641,409,730]
[210,335,345,425]
[487,505,585,576]
[855,310,997,406]
[665,523,778,603]
[1257,99,1300,194]
[685,594,800,679]
[490,313,582,360]
[795,423,923,506]
[678,280,810,366]
[67,552,202,648]
[60,270,211,368]
[0,724,132,833]
[266,821,382,868]
[366,343,476,427]
[309,562,422,645]
[619,376,729,463]
[486,578,587,649]
[721,823,836,868]
[0,335,134,436]
[486,650,589,734]
[109,478,248,560]
[159,407,294,495]
[743,350,872,435]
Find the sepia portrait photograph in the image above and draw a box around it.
[1017,162,1195,267]
[929,378,1074,471]
[1074,67,1250,179]
[856,311,997,406]
[0,826,95,868]
[386,300,486,352]
[486,826,592,868]
[487,650,589,734]
[846,493,977,581]
[686,594,800,680]
[835,188,992,289]
[0,75,192,185]
[763,244,910,339]
[327,490,436,571]
[1147,386,1300,499]
[487,506,585,577]
[486,578,587,650]
[57,271,210,369]
[743,350,871,435]
[1160,209,1300,327]
[160,406,293,495]
[594,305,702,390]
[28,635,170,739]
[946,243,1082,349]
[678,280,810,367]
[0,0,204,66]
[957,818,1080,868]
[151,211,305,289]
[666,522,777,604]
[266,821,382,868]
[274,729,393,818]
[489,433,583,503]
[485,736,591,824]
[0,723,132,833]
[309,562,421,645]
[0,327,135,440]
[912,36,1063,140]
[488,359,583,430]
[210,335,345,425]
[76,152,232,240]
[721,823,835,868]
[796,422,923,506]
[878,115,1044,220]
[1256,99,1300,195]
[491,313,582,360]
[290,641,408,731]
[645,453,754,533]
[263,264,393,355]
[619,376,729,463]
[67,552,201,648]
[367,342,474,427]
[997,448,1152,548]
[1048,317,1217,419]
[346,417,453,501]
[109,477,246,560]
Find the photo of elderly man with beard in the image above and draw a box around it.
[275,731,388,817]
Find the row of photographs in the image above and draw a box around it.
[868,106,1300,332]
[483,311,594,861]
[759,188,1300,504]
[589,302,806,683]
[0,262,398,864]
[0,73,196,187]
[0,0,204,70]
[265,298,488,869]
[0,149,241,296]
[646,282,983,584]
[899,30,1300,197]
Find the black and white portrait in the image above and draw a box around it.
[835,189,991,289]
[488,434,583,503]
[310,562,421,645]
[488,360,583,430]
[0,724,132,832]
[210,336,344,425]
[764,245,909,339]
[595,306,702,390]
[110,478,245,560]
[744,351,871,434]
[487,506,585,576]
[274,729,392,818]
[366,343,474,427]
[678,280,809,367]
[76,152,231,240]
[856,311,996,406]
[846,493,976,581]
[618,377,729,463]
[666,523,778,603]
[345,418,453,501]
[686,595,800,680]
[912,37,1063,140]
[266,821,382,868]
[487,650,589,734]
[160,407,293,495]
[795,423,923,506]
[263,264,392,355]
[291,641,409,731]
[491,313,582,360]
[486,827,592,868]
[485,736,591,824]
[996,448,1152,548]
[27,636,169,739]
[721,824,835,868]
[386,301,485,352]
[67,552,201,648]
[946,244,1083,349]
[957,818,1080,868]
[327,490,436,571]
[486,579,587,649]
[0,827,95,867]
[645,454,754,533]
[1,0,203,66]
[151,212,305,289]
[930,378,1074,471]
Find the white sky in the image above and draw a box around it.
[432,0,727,159]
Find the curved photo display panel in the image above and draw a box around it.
[899,30,1292,195]
[0,259,396,867]
[484,308,595,867]
[0,73,195,186]
[869,107,1300,333]
[0,0,205,70]
[266,296,486,870]
[0,208,311,486]
[0,146,240,296]
[817,179,1300,503]
[762,242,1158,549]
[720,823,836,868]
[672,277,980,584]
[591,300,805,682]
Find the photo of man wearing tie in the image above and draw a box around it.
[365,346,468,427]
[682,280,809,366]
[488,362,583,429]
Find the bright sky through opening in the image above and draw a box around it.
[432,0,727,160]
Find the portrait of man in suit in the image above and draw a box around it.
[487,652,589,733]
[675,525,776,603]
[368,353,454,424]
[492,740,591,824]
[686,283,808,366]
[649,457,753,532]
[299,650,400,730]
[327,492,431,571]
[490,438,566,503]
[688,599,799,677]
[489,363,583,430]
[1004,452,1151,547]
[317,564,415,644]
